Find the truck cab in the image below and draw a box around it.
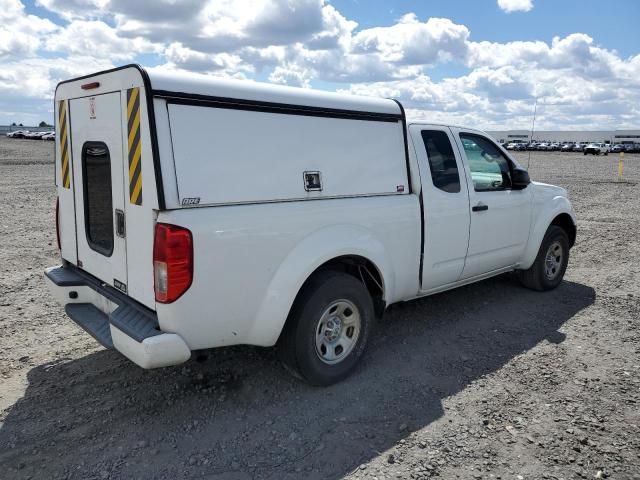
[410,124,575,290]
[45,65,576,385]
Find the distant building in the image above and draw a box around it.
[487,129,640,144]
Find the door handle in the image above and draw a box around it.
[472,203,488,212]
[115,209,126,238]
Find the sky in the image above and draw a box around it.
[1,0,639,130]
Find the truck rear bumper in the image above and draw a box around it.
[44,264,190,369]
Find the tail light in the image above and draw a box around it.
[153,223,193,303]
[55,197,61,251]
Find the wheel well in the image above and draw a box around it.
[551,213,576,247]
[312,256,386,318]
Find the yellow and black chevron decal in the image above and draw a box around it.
[127,87,142,205]
[58,100,70,189]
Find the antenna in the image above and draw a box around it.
[528,96,538,169]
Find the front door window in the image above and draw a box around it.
[460,134,512,192]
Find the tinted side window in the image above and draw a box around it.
[460,134,512,192]
[421,130,461,193]
[82,142,114,256]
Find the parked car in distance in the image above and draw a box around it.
[572,143,586,152]
[24,131,49,139]
[537,143,550,151]
[584,143,610,155]
[6,130,30,138]
[513,143,528,151]
[45,65,578,385]
[41,132,56,141]
[560,143,574,152]
[550,142,561,151]
[527,142,540,150]
[611,144,626,153]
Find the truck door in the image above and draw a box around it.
[452,128,532,279]
[69,92,128,292]
[410,125,471,291]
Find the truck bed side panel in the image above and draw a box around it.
[155,195,421,350]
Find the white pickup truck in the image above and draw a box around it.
[45,65,577,385]
[583,143,610,155]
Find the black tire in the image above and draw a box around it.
[583,152,587,155]
[517,225,570,291]
[277,271,374,386]
[604,152,608,156]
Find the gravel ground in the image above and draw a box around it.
[0,136,639,480]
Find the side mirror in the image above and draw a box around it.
[511,167,531,189]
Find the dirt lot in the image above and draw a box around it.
[0,136,639,480]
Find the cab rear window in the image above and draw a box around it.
[421,130,461,193]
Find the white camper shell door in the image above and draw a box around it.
[69,92,128,292]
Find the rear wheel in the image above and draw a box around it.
[277,271,374,386]
[517,225,570,291]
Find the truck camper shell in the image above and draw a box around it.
[56,64,411,211]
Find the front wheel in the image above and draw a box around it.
[517,225,570,291]
[277,271,374,386]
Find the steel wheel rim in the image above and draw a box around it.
[315,299,361,365]
[544,241,563,280]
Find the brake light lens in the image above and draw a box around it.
[55,197,61,251]
[81,81,100,90]
[153,223,193,303]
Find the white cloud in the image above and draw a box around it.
[45,20,161,60]
[351,15,469,65]
[35,0,109,20]
[0,55,116,128]
[0,0,58,59]
[113,0,343,52]
[497,0,534,13]
[163,42,250,75]
[269,63,312,87]
[0,0,638,131]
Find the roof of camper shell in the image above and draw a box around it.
[146,67,402,117]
